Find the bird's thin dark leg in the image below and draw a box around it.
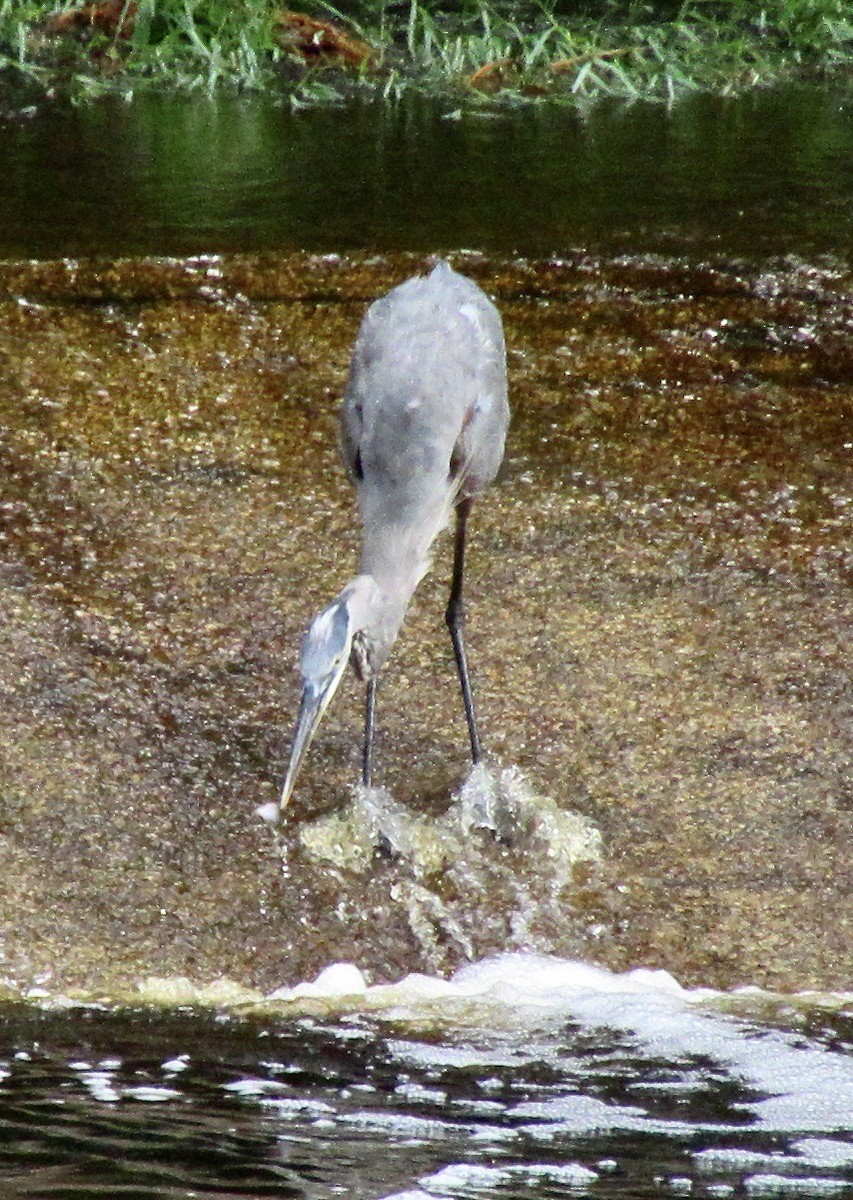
[446,496,482,764]
[362,676,377,787]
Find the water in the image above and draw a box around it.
[0,85,851,260]
[1,248,848,996]
[1,75,852,1194]
[2,955,851,1198]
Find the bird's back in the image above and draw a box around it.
[341,263,508,575]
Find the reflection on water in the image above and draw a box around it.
[0,84,851,259]
[1,955,851,1198]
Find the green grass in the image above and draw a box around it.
[0,0,851,104]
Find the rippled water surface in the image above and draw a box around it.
[2,956,852,1198]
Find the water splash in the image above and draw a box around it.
[294,764,602,969]
[298,763,600,877]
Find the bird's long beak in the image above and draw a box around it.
[257,592,356,826]
[279,684,325,809]
[277,658,349,814]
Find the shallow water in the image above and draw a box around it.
[2,955,851,1198]
[0,248,850,997]
[0,76,852,1194]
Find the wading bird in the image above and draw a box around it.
[273,260,509,818]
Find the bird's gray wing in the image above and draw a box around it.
[340,357,366,484]
[449,308,509,497]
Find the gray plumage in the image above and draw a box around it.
[274,260,509,816]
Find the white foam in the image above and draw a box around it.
[440,955,853,1135]
[161,1054,189,1073]
[264,952,853,1137]
[695,1150,790,1173]
[268,962,368,1001]
[510,1092,692,1138]
[222,1077,288,1098]
[376,1192,431,1200]
[259,1097,336,1120]
[78,1069,120,1103]
[449,952,692,1001]
[694,1140,853,1184]
[790,1141,853,1169]
[345,1110,472,1143]
[744,1176,850,1196]
[123,1085,182,1102]
[419,1161,599,1194]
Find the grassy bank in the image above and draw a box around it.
[0,0,851,105]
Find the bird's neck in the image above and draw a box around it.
[360,542,429,602]
[357,485,453,599]
[350,485,455,671]
[342,569,418,675]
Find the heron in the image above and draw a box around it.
[273,260,509,819]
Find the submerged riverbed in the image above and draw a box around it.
[0,250,849,998]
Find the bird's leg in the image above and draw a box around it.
[446,496,482,764]
[362,675,377,787]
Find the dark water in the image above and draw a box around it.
[1,959,852,1200]
[0,84,851,260]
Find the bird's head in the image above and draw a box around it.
[277,576,390,813]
